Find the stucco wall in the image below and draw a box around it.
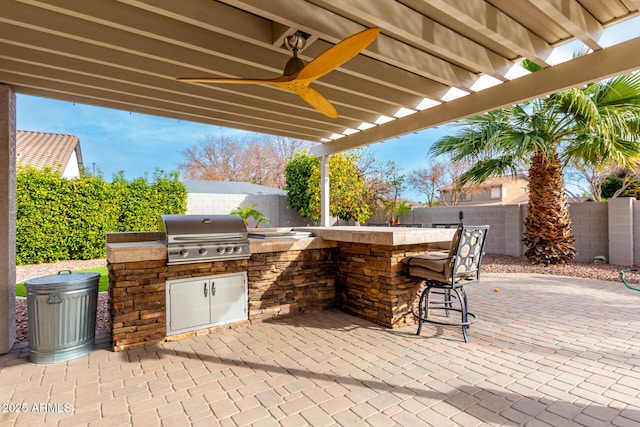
[187,193,315,228]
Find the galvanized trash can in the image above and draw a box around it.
[25,270,99,364]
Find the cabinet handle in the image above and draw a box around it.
[204,282,208,297]
[211,281,216,296]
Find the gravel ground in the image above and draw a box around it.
[12,255,639,344]
[482,253,639,283]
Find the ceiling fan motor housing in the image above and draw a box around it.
[284,56,305,76]
[283,31,309,76]
[284,31,308,51]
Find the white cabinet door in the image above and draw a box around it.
[166,272,247,335]
[167,277,211,333]
[210,274,247,326]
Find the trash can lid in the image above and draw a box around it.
[25,270,100,287]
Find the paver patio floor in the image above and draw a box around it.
[1,273,639,426]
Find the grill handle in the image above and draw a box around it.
[171,234,245,241]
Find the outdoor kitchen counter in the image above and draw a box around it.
[105,232,338,351]
[105,227,456,351]
[290,226,457,329]
[106,233,336,263]
[105,227,454,262]
[295,226,456,246]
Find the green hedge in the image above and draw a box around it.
[16,167,186,265]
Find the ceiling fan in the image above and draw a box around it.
[177,27,380,118]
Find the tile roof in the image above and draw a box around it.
[16,130,83,172]
[439,174,528,192]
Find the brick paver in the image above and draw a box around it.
[1,273,640,426]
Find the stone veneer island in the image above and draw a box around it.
[106,227,456,351]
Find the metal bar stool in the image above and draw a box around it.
[406,225,489,342]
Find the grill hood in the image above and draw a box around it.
[159,214,248,244]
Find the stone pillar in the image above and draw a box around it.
[608,197,634,265]
[0,85,16,354]
[320,155,330,227]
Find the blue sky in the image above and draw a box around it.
[16,94,450,201]
[15,17,640,202]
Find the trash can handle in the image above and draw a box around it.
[57,270,73,275]
[48,293,63,304]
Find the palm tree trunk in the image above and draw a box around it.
[523,150,576,264]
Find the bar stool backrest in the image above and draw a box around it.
[446,225,490,282]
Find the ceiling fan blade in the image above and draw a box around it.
[177,76,287,85]
[297,28,380,81]
[298,86,338,118]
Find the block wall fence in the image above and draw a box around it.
[399,198,636,265]
[187,193,638,266]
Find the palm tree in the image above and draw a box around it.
[431,72,640,264]
[231,204,271,228]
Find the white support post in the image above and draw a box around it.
[320,155,330,227]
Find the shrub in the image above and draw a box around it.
[16,166,186,265]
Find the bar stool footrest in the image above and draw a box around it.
[412,307,477,327]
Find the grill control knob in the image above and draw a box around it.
[199,248,208,256]
[234,246,242,253]
[217,247,226,254]
[179,249,189,257]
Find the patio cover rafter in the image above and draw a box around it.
[1,0,638,145]
[312,37,640,157]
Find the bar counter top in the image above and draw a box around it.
[106,226,455,264]
[294,226,455,246]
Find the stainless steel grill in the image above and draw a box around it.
[159,214,250,265]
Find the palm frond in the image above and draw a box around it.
[593,73,640,109]
[457,156,520,187]
[564,133,640,167]
[551,88,598,128]
[431,107,537,163]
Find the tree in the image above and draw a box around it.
[436,158,475,207]
[568,161,640,201]
[431,72,640,264]
[428,157,475,207]
[284,151,318,219]
[383,167,407,224]
[598,167,640,199]
[408,161,446,206]
[285,151,372,223]
[263,136,314,189]
[178,135,311,188]
[357,153,400,216]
